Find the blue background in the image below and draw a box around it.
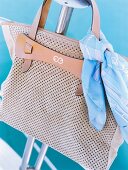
[0,0,128,169]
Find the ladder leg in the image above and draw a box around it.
[34,144,48,170]
[20,136,35,170]
[56,6,73,34]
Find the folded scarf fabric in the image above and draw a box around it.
[80,31,128,143]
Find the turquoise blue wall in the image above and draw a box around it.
[0,0,128,169]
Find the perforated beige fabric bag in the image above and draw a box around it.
[0,0,124,169]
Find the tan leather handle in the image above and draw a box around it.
[29,0,52,40]
[90,0,100,39]
[29,0,100,40]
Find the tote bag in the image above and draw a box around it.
[0,0,123,169]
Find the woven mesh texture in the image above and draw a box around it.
[8,24,83,59]
[1,24,122,170]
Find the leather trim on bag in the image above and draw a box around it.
[15,34,83,79]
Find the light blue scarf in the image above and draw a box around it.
[80,31,128,143]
